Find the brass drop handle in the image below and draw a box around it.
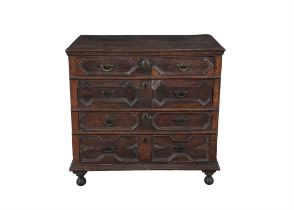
[174,90,188,98]
[175,64,192,72]
[101,90,115,97]
[105,145,116,153]
[174,116,188,125]
[101,64,115,72]
[104,117,115,126]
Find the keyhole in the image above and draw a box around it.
[143,137,148,143]
[143,82,148,89]
[142,113,149,121]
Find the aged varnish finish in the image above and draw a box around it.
[66,35,225,186]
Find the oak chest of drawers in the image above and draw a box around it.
[66,35,225,186]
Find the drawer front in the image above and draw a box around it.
[152,57,214,76]
[77,112,213,132]
[77,80,142,108]
[79,135,139,163]
[79,112,140,131]
[70,56,146,76]
[76,79,213,109]
[78,135,211,164]
[151,135,210,163]
[152,79,213,108]
[70,56,216,76]
[151,112,211,131]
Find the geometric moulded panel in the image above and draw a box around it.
[152,135,210,163]
[78,80,139,108]
[79,112,140,131]
[80,135,139,163]
[152,57,214,76]
[77,57,139,76]
[152,80,213,108]
[151,112,211,131]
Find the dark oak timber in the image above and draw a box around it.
[66,35,225,186]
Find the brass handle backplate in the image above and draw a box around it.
[175,64,192,72]
[101,90,115,97]
[174,145,185,153]
[174,116,188,125]
[104,117,115,126]
[173,90,188,98]
[105,145,116,153]
[101,64,115,72]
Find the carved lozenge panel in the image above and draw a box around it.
[78,80,140,108]
[79,112,140,131]
[152,135,210,163]
[77,57,140,76]
[151,112,211,131]
[80,135,139,163]
[152,80,213,108]
[152,57,214,76]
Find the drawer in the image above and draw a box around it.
[77,112,213,132]
[69,56,215,76]
[78,135,210,164]
[152,57,214,76]
[79,112,140,131]
[152,79,213,108]
[151,135,210,163]
[69,56,149,76]
[76,79,213,109]
[79,135,139,163]
[77,80,142,108]
[151,112,211,131]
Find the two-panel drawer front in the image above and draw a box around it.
[76,79,213,109]
[78,135,210,164]
[69,56,215,76]
[77,112,212,132]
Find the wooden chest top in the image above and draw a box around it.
[66,35,225,55]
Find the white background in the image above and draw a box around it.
[0,0,293,209]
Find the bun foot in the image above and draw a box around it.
[204,175,214,185]
[73,171,87,186]
[77,176,86,186]
[202,170,216,185]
